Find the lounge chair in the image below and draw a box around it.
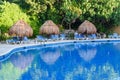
[87,34,97,39]
[112,33,119,38]
[36,35,47,42]
[6,36,20,44]
[74,32,85,40]
[50,34,59,41]
[108,35,112,38]
[21,36,30,44]
[74,32,79,40]
[108,33,119,38]
[79,34,85,39]
[60,34,66,40]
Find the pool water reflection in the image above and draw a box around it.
[0,42,120,80]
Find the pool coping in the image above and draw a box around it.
[1,38,120,57]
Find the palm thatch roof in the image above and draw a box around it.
[78,20,97,34]
[39,20,59,35]
[9,20,33,37]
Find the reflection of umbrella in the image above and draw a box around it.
[40,47,60,65]
[10,51,34,70]
[39,20,59,35]
[78,20,97,34]
[64,44,75,51]
[79,48,97,61]
[9,20,33,37]
[113,43,120,52]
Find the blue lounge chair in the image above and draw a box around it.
[108,35,112,38]
[79,34,85,39]
[50,34,59,41]
[21,36,30,43]
[74,32,85,40]
[60,34,66,40]
[55,35,59,40]
[112,33,119,38]
[36,35,47,42]
[88,34,97,39]
[74,32,79,40]
[108,33,119,38]
[6,36,20,44]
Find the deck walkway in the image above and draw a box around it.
[0,40,76,56]
[0,38,120,56]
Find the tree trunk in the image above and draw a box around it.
[69,22,72,30]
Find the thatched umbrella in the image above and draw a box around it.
[9,20,33,37]
[78,20,97,34]
[39,20,59,35]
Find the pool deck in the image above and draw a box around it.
[0,40,76,56]
[0,38,120,56]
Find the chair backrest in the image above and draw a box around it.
[13,37,18,40]
[50,35,55,39]
[13,36,19,41]
[50,35,59,40]
[37,35,43,39]
[23,36,28,41]
[113,33,118,35]
[113,33,118,37]
[74,32,79,38]
[37,35,45,41]
[87,34,92,38]
[60,34,66,40]
[55,35,59,38]
[79,34,85,38]
[91,34,97,38]
[60,34,65,37]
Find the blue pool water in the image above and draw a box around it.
[0,42,120,80]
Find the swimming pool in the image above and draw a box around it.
[0,41,120,80]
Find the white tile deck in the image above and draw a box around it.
[0,38,120,56]
[0,40,76,56]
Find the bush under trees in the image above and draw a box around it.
[0,0,120,40]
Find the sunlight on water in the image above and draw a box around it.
[0,42,120,80]
[0,61,27,80]
[65,63,120,80]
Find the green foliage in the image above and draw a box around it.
[0,0,120,37]
[111,1,120,26]
[62,0,81,21]
[79,0,119,32]
[0,1,29,34]
[24,0,60,35]
[29,15,40,36]
[61,0,82,29]
[79,0,119,18]
[25,0,47,16]
[59,25,65,33]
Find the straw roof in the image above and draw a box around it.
[78,20,97,34]
[39,20,59,35]
[9,20,33,37]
